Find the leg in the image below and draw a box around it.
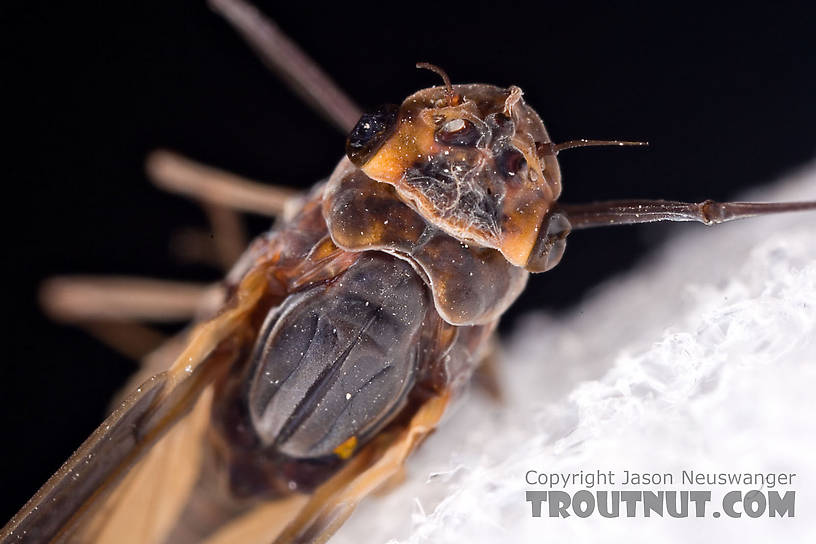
[82,320,168,361]
[40,276,217,323]
[44,150,288,355]
[40,276,221,359]
[169,227,230,270]
[472,336,505,402]
[208,0,362,133]
[203,203,248,270]
[146,150,299,217]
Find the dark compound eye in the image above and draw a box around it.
[497,148,528,178]
[346,104,399,166]
[435,118,481,147]
[526,211,571,273]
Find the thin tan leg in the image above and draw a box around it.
[169,228,228,269]
[472,337,505,402]
[40,276,221,360]
[83,320,168,361]
[208,0,362,133]
[146,150,299,216]
[203,203,248,270]
[40,276,217,323]
[44,150,279,355]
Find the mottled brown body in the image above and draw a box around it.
[6,38,815,540]
[205,177,497,497]
[2,81,538,544]
[158,157,502,538]
[190,85,556,513]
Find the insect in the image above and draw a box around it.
[4,1,815,542]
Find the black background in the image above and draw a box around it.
[2,1,815,523]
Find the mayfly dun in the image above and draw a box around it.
[4,1,815,542]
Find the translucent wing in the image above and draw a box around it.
[1,374,170,543]
[72,387,215,543]
[1,266,269,543]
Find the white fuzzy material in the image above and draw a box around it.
[333,164,816,543]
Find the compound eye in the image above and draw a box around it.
[346,104,399,166]
[526,211,571,273]
[435,118,480,147]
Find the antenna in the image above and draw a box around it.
[558,199,816,230]
[538,139,648,155]
[416,62,458,106]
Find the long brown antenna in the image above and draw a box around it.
[416,62,457,105]
[558,199,816,230]
[208,0,362,133]
[539,139,649,155]
[554,139,648,153]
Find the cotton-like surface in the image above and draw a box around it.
[332,163,816,543]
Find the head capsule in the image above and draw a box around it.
[346,83,566,271]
